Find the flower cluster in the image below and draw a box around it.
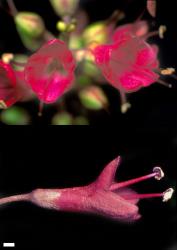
[0,0,174,123]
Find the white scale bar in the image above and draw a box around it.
[3,243,15,247]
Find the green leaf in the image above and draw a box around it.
[73,116,89,125]
[83,60,100,79]
[1,106,30,125]
[51,112,73,125]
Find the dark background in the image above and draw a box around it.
[0,0,177,249]
[0,127,176,249]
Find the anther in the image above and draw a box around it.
[161,68,175,76]
[159,25,167,39]
[0,100,7,109]
[162,188,174,202]
[153,167,164,180]
[2,53,14,64]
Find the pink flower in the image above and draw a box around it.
[24,39,76,103]
[112,21,149,43]
[0,60,32,108]
[93,22,160,93]
[0,156,173,222]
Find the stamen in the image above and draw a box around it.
[159,25,167,39]
[142,25,166,40]
[121,102,131,114]
[0,100,7,109]
[160,68,175,76]
[126,188,174,202]
[2,53,14,64]
[110,167,164,190]
[38,101,44,117]
[153,166,164,180]
[163,188,174,202]
[157,79,172,88]
[142,30,159,40]
[120,91,131,114]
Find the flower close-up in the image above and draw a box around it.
[0,156,174,222]
[24,39,76,103]
[93,21,160,93]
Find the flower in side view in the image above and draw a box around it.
[24,39,76,103]
[0,156,174,222]
[0,60,32,109]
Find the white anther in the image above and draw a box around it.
[153,167,164,180]
[163,188,174,202]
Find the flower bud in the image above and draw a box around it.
[82,22,111,46]
[79,86,108,110]
[15,12,45,38]
[15,12,45,51]
[50,0,79,17]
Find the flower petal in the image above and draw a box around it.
[96,156,121,190]
[114,187,139,205]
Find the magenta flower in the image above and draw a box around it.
[93,22,160,93]
[112,21,149,43]
[24,39,76,103]
[0,60,32,108]
[0,156,174,222]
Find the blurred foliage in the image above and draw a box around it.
[51,112,89,125]
[1,106,30,125]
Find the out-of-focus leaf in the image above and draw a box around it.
[83,60,101,79]
[73,116,89,125]
[51,112,73,125]
[69,35,84,50]
[1,106,30,125]
[77,75,91,86]
[79,86,108,110]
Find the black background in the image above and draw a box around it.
[0,127,176,249]
[0,0,177,249]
